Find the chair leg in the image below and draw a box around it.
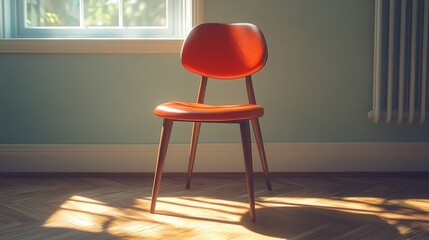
[251,118,272,191]
[150,119,173,213]
[240,120,256,222]
[186,122,201,189]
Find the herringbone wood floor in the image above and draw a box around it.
[0,175,428,240]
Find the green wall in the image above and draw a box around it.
[1,0,429,144]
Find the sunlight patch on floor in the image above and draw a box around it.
[42,195,429,239]
[43,195,121,233]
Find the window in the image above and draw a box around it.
[0,0,204,53]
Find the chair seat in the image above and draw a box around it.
[154,101,264,122]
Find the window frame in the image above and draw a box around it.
[0,0,204,53]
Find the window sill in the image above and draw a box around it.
[0,39,184,53]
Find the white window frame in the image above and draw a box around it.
[0,0,204,53]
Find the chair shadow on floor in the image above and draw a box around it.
[157,203,403,239]
[155,194,429,239]
[240,205,403,239]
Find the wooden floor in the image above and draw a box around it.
[0,175,428,239]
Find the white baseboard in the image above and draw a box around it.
[0,143,429,172]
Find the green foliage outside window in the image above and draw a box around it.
[26,0,166,27]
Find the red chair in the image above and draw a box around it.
[150,23,271,222]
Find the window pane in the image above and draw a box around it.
[123,0,167,27]
[84,0,119,27]
[11,0,193,40]
[26,0,80,27]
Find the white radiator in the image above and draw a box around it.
[369,0,429,123]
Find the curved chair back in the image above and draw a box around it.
[181,23,268,79]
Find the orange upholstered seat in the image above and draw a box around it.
[154,101,264,122]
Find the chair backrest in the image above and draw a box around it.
[181,23,268,80]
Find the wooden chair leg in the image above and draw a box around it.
[240,120,256,222]
[150,119,173,213]
[186,122,201,189]
[251,118,272,191]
